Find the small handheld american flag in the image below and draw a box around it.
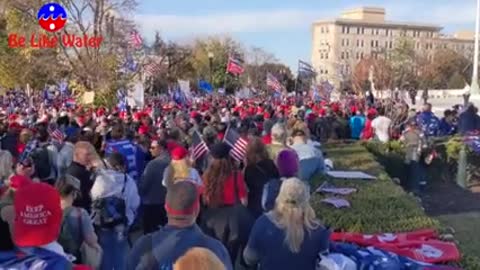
[190,130,209,161]
[223,126,248,162]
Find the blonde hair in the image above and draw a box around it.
[269,177,321,253]
[19,129,33,144]
[165,159,191,188]
[174,247,225,270]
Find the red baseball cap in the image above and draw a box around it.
[14,183,62,247]
[9,175,32,190]
[138,125,149,135]
[171,146,188,161]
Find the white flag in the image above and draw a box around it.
[128,81,145,108]
[178,80,191,99]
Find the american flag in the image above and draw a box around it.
[223,126,248,162]
[266,72,282,93]
[144,61,162,77]
[464,131,480,153]
[129,31,143,48]
[190,130,209,161]
[226,56,245,75]
[65,98,76,107]
[50,128,65,142]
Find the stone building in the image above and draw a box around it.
[312,7,474,87]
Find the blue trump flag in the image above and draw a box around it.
[198,80,213,93]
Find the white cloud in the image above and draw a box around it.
[384,1,475,28]
[136,1,476,40]
[135,9,338,38]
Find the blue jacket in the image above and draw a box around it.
[438,118,456,136]
[127,225,232,270]
[290,143,325,183]
[349,115,366,139]
[244,214,330,270]
[416,112,440,137]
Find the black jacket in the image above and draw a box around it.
[244,159,279,218]
[67,162,93,213]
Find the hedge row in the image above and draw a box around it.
[311,142,480,270]
[363,138,480,188]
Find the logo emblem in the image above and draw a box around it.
[37,3,67,32]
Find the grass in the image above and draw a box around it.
[312,142,480,270]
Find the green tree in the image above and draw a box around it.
[3,0,138,99]
[191,36,244,90]
[390,37,419,88]
[419,49,470,89]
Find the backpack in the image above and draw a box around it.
[0,247,72,270]
[58,207,80,259]
[30,144,53,180]
[91,174,128,229]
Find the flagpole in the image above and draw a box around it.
[294,60,299,94]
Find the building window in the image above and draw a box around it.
[341,52,345,59]
[320,53,324,59]
[326,27,329,33]
[347,27,350,34]
[362,27,365,34]
[375,40,379,47]
[356,52,360,59]
[357,27,360,34]
[389,41,393,49]
[371,40,374,47]
[376,29,379,35]
[325,69,328,74]
[342,26,345,34]
[371,28,375,35]
[346,52,349,59]
[385,41,388,48]
[361,40,364,47]
[346,39,350,46]
[361,52,364,59]
[385,29,389,36]
[356,39,360,47]
[320,27,324,34]
[325,53,329,59]
[342,39,345,46]
[320,69,324,74]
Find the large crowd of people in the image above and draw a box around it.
[0,90,478,270]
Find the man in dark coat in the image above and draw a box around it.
[66,141,94,213]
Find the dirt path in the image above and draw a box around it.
[420,180,480,256]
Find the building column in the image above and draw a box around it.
[471,0,480,96]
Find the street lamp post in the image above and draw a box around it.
[471,0,480,96]
[208,52,214,85]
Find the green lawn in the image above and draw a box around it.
[436,212,480,257]
[314,142,480,269]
